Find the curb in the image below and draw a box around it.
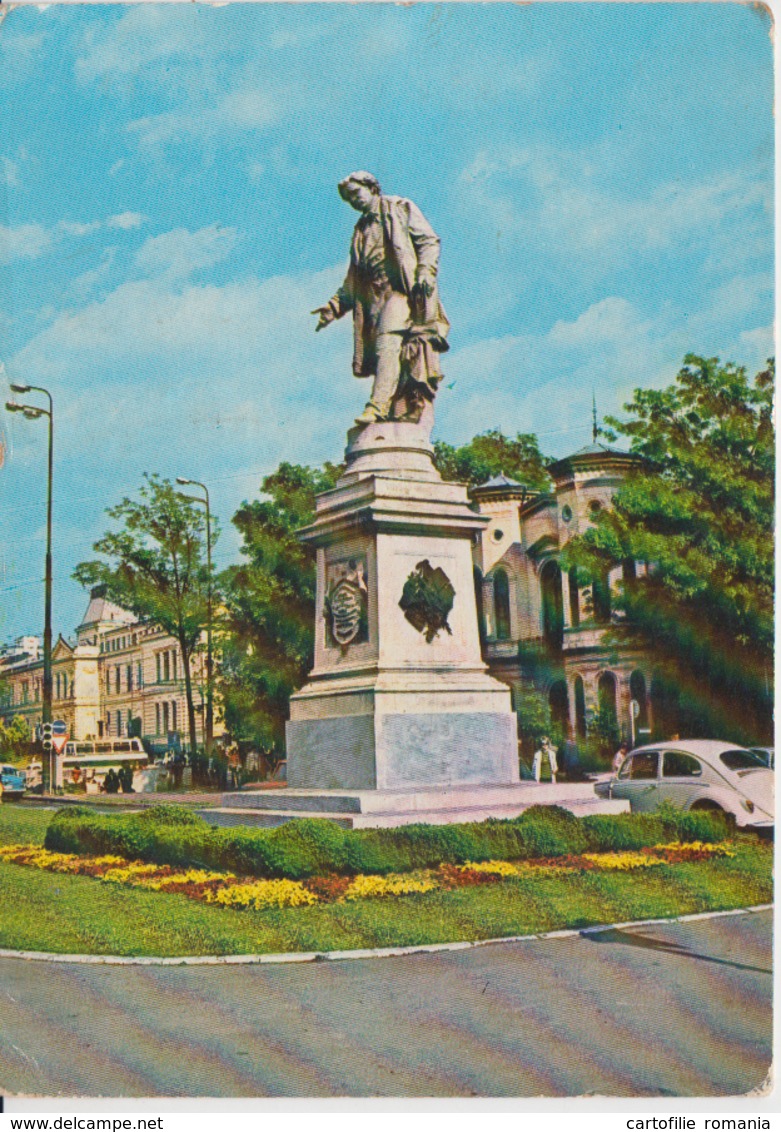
[0,904,771,968]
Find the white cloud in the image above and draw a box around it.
[0,211,148,268]
[108,211,146,231]
[2,156,21,189]
[8,256,352,480]
[219,88,276,131]
[128,86,278,150]
[67,250,117,303]
[548,297,651,349]
[0,222,51,264]
[457,145,771,268]
[436,279,771,455]
[0,23,45,85]
[74,6,205,84]
[132,225,238,280]
[57,220,101,238]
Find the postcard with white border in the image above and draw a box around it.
[0,0,774,1106]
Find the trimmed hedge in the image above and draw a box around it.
[44,802,731,881]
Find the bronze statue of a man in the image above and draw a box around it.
[313,172,449,426]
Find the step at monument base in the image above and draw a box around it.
[200,783,629,829]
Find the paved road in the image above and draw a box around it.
[0,911,771,1099]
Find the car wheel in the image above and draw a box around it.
[689,798,737,831]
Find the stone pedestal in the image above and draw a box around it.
[286,420,519,791]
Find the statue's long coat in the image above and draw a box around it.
[329,195,450,379]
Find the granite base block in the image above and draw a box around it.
[286,714,376,790]
[286,710,518,791]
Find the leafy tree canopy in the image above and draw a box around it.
[563,355,774,743]
[0,715,31,764]
[434,429,551,491]
[74,474,216,754]
[219,461,342,754]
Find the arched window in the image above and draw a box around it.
[568,569,580,628]
[630,669,648,734]
[474,566,487,644]
[540,560,564,652]
[598,671,618,726]
[574,675,587,739]
[549,680,569,733]
[493,569,511,641]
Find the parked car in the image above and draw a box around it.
[0,764,27,801]
[749,747,774,769]
[594,741,774,829]
[25,761,42,791]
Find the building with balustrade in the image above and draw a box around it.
[471,441,654,746]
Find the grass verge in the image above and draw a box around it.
[0,803,772,958]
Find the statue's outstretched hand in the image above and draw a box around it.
[312,305,335,331]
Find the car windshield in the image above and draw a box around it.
[720,749,768,772]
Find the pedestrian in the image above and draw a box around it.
[532,737,559,784]
[612,741,630,774]
[562,727,579,777]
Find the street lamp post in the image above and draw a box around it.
[6,383,54,791]
[176,477,213,757]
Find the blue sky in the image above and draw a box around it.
[0,2,774,643]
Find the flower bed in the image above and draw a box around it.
[0,840,735,911]
[44,803,732,882]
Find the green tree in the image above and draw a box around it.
[563,355,774,743]
[0,715,31,764]
[515,686,559,760]
[220,461,342,756]
[433,429,551,491]
[74,474,216,758]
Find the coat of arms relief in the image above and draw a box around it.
[324,557,369,647]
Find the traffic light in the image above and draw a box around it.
[41,722,53,751]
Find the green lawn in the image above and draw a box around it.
[0,802,772,958]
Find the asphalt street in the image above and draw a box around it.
[0,910,772,1099]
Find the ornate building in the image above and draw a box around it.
[0,587,218,749]
[471,442,653,746]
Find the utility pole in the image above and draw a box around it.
[6,383,54,790]
[176,478,213,756]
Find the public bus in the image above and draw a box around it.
[61,738,148,791]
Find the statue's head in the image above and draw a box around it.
[338,171,381,213]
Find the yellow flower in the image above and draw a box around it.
[100,863,166,885]
[653,841,734,857]
[143,870,235,891]
[343,872,438,899]
[462,860,519,876]
[207,879,318,910]
[582,852,664,870]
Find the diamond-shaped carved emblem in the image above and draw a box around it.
[399,559,455,643]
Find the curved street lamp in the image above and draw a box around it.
[6,382,54,791]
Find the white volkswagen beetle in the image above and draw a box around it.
[594,740,774,829]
